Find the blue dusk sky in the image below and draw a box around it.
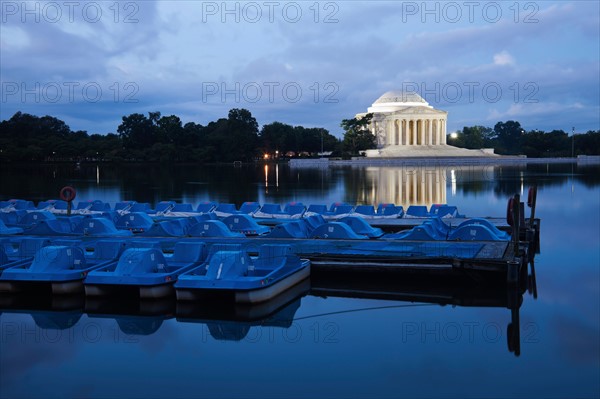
[1,1,598,137]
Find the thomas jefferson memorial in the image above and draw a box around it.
[358,91,495,157]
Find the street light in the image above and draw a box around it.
[572,127,575,158]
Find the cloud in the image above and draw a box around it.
[493,51,516,66]
[0,1,598,136]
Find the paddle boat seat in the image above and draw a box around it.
[0,247,8,267]
[448,224,506,241]
[214,203,239,217]
[405,205,429,218]
[25,245,87,273]
[204,249,252,280]
[433,205,460,218]
[37,199,68,212]
[112,248,168,275]
[0,219,24,235]
[325,203,354,218]
[254,203,286,218]
[75,200,111,214]
[1,237,51,263]
[310,222,368,240]
[196,202,217,213]
[25,217,83,236]
[239,202,261,214]
[429,204,444,215]
[1,199,35,211]
[385,225,441,241]
[0,210,26,226]
[422,217,452,237]
[354,205,376,217]
[304,214,326,231]
[178,244,243,276]
[186,214,218,230]
[73,218,133,237]
[1,238,41,275]
[457,218,509,240]
[115,212,154,233]
[266,220,309,238]
[129,203,153,213]
[188,220,244,238]
[339,216,384,238]
[223,214,269,235]
[377,204,404,217]
[253,245,294,271]
[168,242,207,268]
[114,201,136,213]
[283,202,306,218]
[18,211,56,228]
[84,240,127,263]
[154,201,176,214]
[142,219,189,237]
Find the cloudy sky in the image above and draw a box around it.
[1,1,598,137]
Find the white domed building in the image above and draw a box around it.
[358,91,495,157]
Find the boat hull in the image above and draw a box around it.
[177,264,310,304]
[85,282,175,299]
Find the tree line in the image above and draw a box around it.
[447,121,600,157]
[0,109,340,162]
[1,110,598,162]
[339,116,600,157]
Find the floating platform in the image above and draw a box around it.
[0,190,540,304]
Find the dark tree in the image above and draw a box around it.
[341,113,375,154]
[494,121,524,154]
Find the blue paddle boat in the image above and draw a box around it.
[175,244,310,303]
[84,241,207,298]
[1,237,51,274]
[0,240,127,294]
[0,219,23,235]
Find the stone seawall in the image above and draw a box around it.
[289,156,600,167]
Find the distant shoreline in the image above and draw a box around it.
[1,155,599,168]
[289,155,600,167]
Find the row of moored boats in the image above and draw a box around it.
[1,199,463,219]
[0,198,510,303]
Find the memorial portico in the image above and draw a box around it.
[359,91,496,157]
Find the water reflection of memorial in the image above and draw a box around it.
[348,166,498,207]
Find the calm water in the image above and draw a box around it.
[0,162,599,398]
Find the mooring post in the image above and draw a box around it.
[507,307,521,357]
[529,185,538,227]
[529,259,538,299]
[513,193,520,258]
[507,194,522,286]
[60,186,76,216]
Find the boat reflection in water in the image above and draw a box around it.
[85,296,176,336]
[0,261,536,353]
[176,278,310,341]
